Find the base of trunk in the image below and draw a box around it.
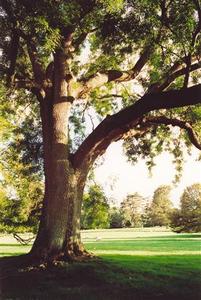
[64,242,94,262]
[29,241,94,266]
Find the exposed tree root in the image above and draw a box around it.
[22,246,95,269]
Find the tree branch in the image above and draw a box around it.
[13,80,36,89]
[72,84,201,169]
[193,0,201,26]
[78,45,153,98]
[148,61,201,93]
[6,30,20,86]
[26,38,45,83]
[14,28,45,84]
[73,27,97,50]
[141,116,201,150]
[97,94,124,100]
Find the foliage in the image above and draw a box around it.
[171,183,201,233]
[123,105,201,181]
[0,91,43,233]
[0,180,42,234]
[109,207,124,228]
[144,185,173,227]
[81,184,110,229]
[120,193,146,227]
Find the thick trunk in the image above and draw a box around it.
[31,172,87,262]
[30,96,72,261]
[31,97,89,261]
[30,46,90,262]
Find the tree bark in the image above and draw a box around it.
[63,171,89,259]
[30,95,89,262]
[30,47,90,262]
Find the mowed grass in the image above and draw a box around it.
[0,228,201,299]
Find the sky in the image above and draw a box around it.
[94,141,201,208]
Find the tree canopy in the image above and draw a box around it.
[0,1,201,162]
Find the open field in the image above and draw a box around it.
[0,228,201,299]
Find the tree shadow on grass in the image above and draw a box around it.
[0,253,201,300]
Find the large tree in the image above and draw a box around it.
[0,0,201,262]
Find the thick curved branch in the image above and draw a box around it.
[72,84,201,169]
[78,46,153,98]
[141,116,201,150]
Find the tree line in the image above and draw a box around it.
[81,183,201,233]
[1,180,201,234]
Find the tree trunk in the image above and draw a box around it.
[30,166,88,262]
[30,96,88,261]
[30,47,90,263]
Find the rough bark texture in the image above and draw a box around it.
[30,45,90,262]
[31,158,88,262]
[30,96,72,260]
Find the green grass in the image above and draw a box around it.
[0,228,201,299]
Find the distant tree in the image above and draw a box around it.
[171,183,201,232]
[146,185,173,226]
[81,184,110,229]
[120,193,145,227]
[109,207,124,228]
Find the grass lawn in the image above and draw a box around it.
[0,228,200,299]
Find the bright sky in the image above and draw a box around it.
[94,141,201,208]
